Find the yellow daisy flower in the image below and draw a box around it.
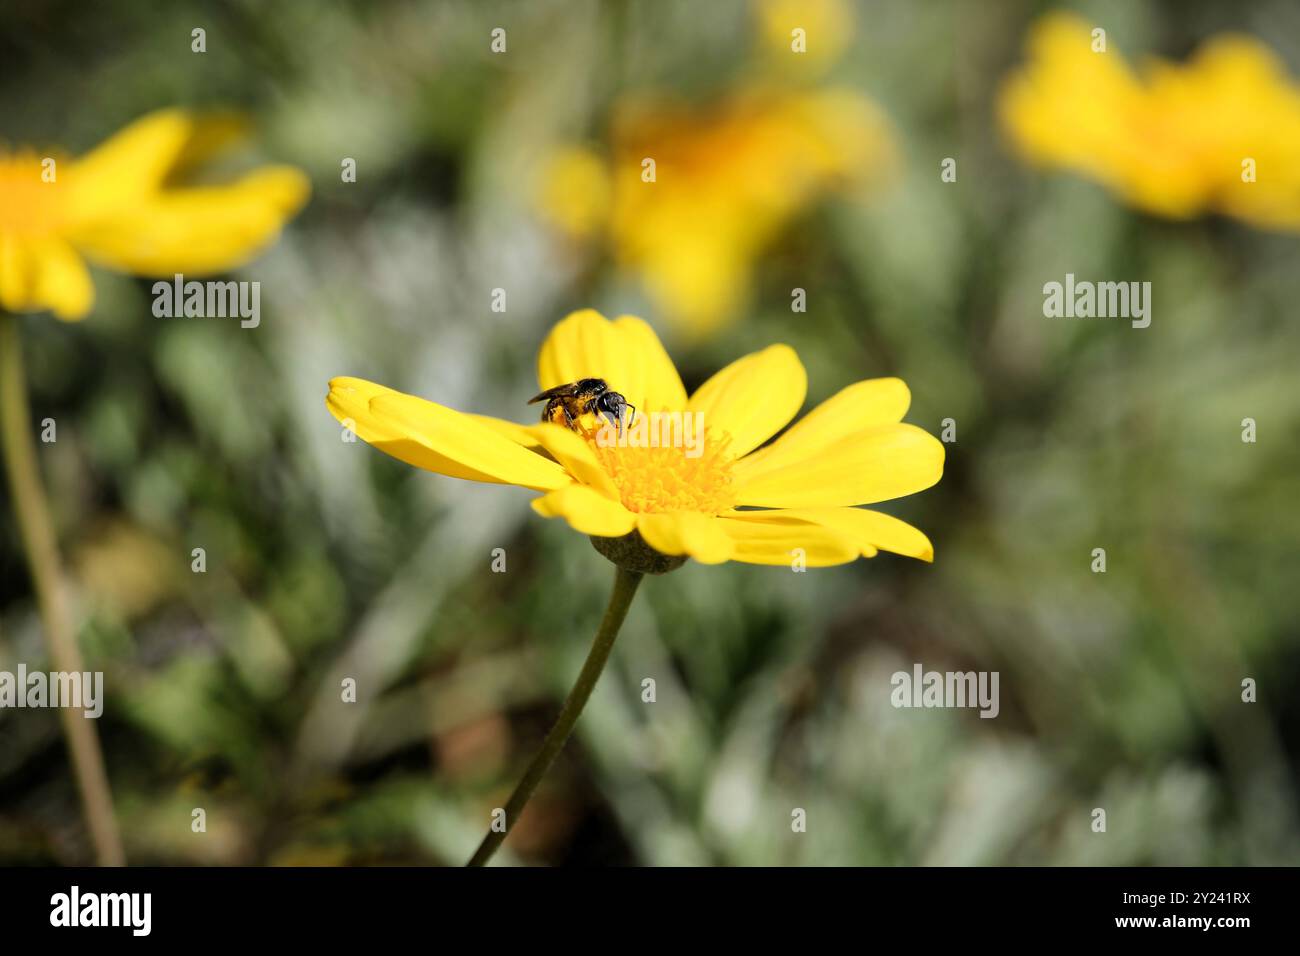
[538,88,896,340]
[999,12,1300,230]
[327,309,942,568]
[0,108,310,320]
[1,108,306,865]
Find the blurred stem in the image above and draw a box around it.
[0,314,125,867]
[467,565,643,866]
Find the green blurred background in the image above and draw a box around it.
[2,0,1298,865]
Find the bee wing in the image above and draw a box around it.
[527,382,580,404]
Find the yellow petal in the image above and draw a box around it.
[735,423,944,508]
[737,377,910,474]
[748,507,934,562]
[532,483,637,537]
[524,422,621,500]
[996,13,1223,220]
[64,109,194,221]
[0,235,94,320]
[66,110,248,224]
[537,308,637,405]
[686,343,806,458]
[715,511,859,566]
[612,314,687,410]
[468,414,542,449]
[72,166,310,275]
[636,511,734,564]
[537,308,682,413]
[326,377,569,490]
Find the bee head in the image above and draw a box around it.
[594,390,634,434]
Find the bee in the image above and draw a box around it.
[528,378,636,434]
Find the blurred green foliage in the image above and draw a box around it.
[2,0,1298,865]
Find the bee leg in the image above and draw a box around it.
[608,403,632,437]
[544,398,569,429]
[576,397,598,432]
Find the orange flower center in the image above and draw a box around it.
[588,420,736,515]
[0,150,65,237]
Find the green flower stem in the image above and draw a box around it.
[0,314,125,866]
[467,565,643,866]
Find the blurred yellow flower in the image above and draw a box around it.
[538,89,895,340]
[328,309,942,567]
[755,0,855,73]
[999,12,1300,229]
[0,108,309,320]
